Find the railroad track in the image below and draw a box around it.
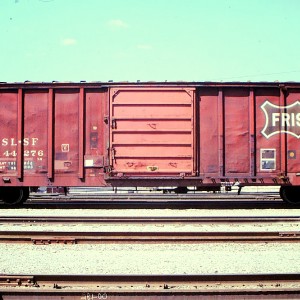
[1,274,300,297]
[1,215,300,244]
[0,215,300,223]
[1,229,300,244]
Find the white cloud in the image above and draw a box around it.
[61,38,77,46]
[107,19,129,29]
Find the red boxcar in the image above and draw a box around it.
[0,82,299,204]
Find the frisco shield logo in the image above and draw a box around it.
[261,100,300,139]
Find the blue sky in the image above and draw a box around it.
[1,0,300,82]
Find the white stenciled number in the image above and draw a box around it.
[82,293,107,300]
[3,151,17,157]
[2,150,44,158]
[3,151,10,157]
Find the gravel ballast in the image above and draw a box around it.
[0,208,299,217]
[1,243,300,275]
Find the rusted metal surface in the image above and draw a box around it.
[0,215,297,224]
[0,82,300,193]
[1,296,299,300]
[1,230,300,244]
[1,274,300,296]
[0,275,36,286]
[109,87,195,176]
[0,87,108,188]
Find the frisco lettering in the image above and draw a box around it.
[1,138,39,146]
[272,112,300,127]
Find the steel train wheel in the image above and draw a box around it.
[280,186,300,204]
[0,187,29,205]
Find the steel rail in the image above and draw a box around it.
[0,230,300,244]
[1,274,300,296]
[0,215,299,224]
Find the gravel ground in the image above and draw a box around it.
[0,208,299,217]
[1,221,300,232]
[0,243,299,275]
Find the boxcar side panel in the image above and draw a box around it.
[198,86,291,185]
[54,90,79,176]
[0,91,18,176]
[0,87,109,187]
[224,88,250,175]
[84,89,109,183]
[24,91,48,175]
[198,88,219,176]
[256,88,282,180]
[285,89,300,184]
